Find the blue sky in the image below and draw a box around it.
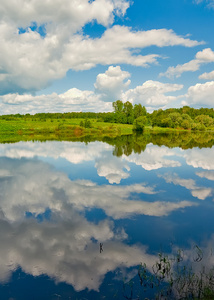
[0,0,214,114]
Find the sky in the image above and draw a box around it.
[0,0,214,115]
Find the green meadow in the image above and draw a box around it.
[0,118,133,143]
[1,103,214,143]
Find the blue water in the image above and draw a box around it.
[0,139,213,299]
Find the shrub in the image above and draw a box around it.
[133,116,147,132]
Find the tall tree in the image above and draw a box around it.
[133,104,147,119]
[112,100,123,113]
[123,101,134,124]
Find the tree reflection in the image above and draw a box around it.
[109,131,214,157]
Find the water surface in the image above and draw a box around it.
[0,133,214,299]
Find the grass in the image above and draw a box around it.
[0,117,212,144]
[0,118,133,143]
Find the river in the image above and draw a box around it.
[0,132,214,299]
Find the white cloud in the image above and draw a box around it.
[0,67,186,113]
[0,140,111,164]
[0,215,159,291]
[95,153,130,183]
[121,80,183,108]
[199,70,214,80]
[160,60,201,79]
[0,88,112,114]
[196,171,214,181]
[0,15,203,95]
[123,144,181,170]
[195,48,214,61]
[0,140,130,184]
[160,48,214,79]
[186,81,214,106]
[183,148,214,170]
[0,141,200,290]
[94,66,131,102]
[0,153,195,221]
[0,138,181,174]
[0,0,129,30]
[160,173,212,200]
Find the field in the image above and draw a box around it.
[1,114,213,144]
[0,118,133,143]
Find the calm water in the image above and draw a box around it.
[0,133,214,299]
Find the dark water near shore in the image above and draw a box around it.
[0,132,214,299]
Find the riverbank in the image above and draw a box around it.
[0,118,133,143]
[0,118,213,144]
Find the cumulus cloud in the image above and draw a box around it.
[186,81,214,106]
[195,48,214,61]
[0,214,160,291]
[0,139,201,290]
[0,65,186,113]
[95,153,130,184]
[0,141,181,175]
[94,66,131,101]
[0,88,113,114]
[0,0,129,30]
[0,140,111,164]
[121,80,183,108]
[183,148,214,170]
[0,152,196,222]
[160,173,212,200]
[0,140,182,175]
[160,48,214,79]
[0,141,130,184]
[0,1,203,96]
[123,144,181,170]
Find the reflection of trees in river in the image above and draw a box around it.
[44,131,214,157]
[104,131,214,157]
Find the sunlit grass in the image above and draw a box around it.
[0,117,212,144]
[0,118,133,143]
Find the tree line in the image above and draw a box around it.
[104,101,214,131]
[0,101,213,131]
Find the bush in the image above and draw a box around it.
[133,116,147,132]
[79,119,91,128]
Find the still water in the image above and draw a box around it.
[0,133,214,299]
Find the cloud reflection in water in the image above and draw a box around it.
[0,140,212,294]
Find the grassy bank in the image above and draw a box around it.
[0,118,133,143]
[1,117,213,144]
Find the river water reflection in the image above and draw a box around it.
[0,133,214,299]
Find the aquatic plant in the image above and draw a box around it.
[122,246,214,299]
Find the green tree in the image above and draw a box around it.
[181,114,193,129]
[133,116,147,132]
[181,119,191,129]
[195,115,213,128]
[133,104,147,119]
[161,117,172,128]
[84,119,91,128]
[112,100,123,113]
[115,112,127,124]
[168,112,182,128]
[123,101,134,124]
